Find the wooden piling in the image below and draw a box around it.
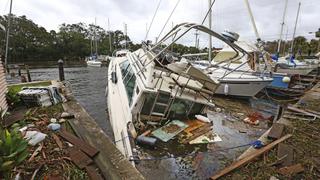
[58,59,65,81]
[25,65,31,82]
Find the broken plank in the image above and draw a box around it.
[85,165,104,180]
[268,123,285,139]
[287,105,320,119]
[69,148,93,169]
[51,133,63,149]
[210,134,292,180]
[278,163,304,176]
[277,143,293,167]
[59,130,99,157]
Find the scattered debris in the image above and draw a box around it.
[24,131,47,146]
[152,120,188,142]
[268,123,285,139]
[59,130,99,157]
[47,123,61,131]
[60,112,75,119]
[69,148,93,169]
[210,134,292,179]
[277,143,294,167]
[278,163,304,176]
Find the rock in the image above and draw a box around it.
[50,118,57,123]
[60,112,75,119]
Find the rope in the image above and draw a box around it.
[145,0,162,40]
[129,140,262,162]
[201,0,216,25]
[157,0,181,40]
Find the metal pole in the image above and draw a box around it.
[4,0,13,71]
[290,2,301,54]
[277,0,288,55]
[195,30,199,49]
[208,0,212,62]
[243,0,261,41]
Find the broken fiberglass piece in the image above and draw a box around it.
[151,120,188,142]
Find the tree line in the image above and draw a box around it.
[0,15,141,63]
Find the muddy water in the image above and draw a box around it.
[7,67,278,179]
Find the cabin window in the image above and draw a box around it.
[140,93,204,119]
[120,60,130,77]
[125,74,136,106]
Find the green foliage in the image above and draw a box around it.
[0,15,140,62]
[0,128,29,179]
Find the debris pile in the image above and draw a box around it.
[1,104,103,179]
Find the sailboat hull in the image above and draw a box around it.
[215,80,272,97]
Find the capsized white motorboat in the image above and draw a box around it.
[107,25,220,162]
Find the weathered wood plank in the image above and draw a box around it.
[278,163,304,176]
[85,165,104,180]
[69,148,93,169]
[210,134,292,180]
[268,123,285,139]
[52,133,63,149]
[277,143,294,167]
[59,130,99,157]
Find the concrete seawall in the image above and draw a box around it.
[62,97,144,180]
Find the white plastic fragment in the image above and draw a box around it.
[195,115,210,123]
[50,118,57,123]
[24,131,47,146]
[47,123,61,131]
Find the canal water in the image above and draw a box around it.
[7,67,113,138]
[7,67,277,179]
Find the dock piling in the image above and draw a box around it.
[58,59,65,81]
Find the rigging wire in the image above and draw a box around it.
[156,0,181,40]
[145,0,162,41]
[201,0,216,25]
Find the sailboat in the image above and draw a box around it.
[272,2,318,75]
[86,19,102,67]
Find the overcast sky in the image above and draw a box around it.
[0,0,319,47]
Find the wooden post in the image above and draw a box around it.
[58,59,65,81]
[25,65,32,82]
[18,66,21,76]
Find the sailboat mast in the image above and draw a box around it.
[4,0,13,68]
[290,2,301,54]
[243,0,261,41]
[94,18,98,55]
[208,0,212,62]
[108,18,112,55]
[277,0,288,56]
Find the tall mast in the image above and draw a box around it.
[124,23,127,49]
[94,18,98,55]
[277,0,288,56]
[290,2,301,54]
[208,0,212,62]
[108,18,112,55]
[243,0,261,41]
[4,0,13,69]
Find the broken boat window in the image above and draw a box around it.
[120,60,130,77]
[125,74,136,106]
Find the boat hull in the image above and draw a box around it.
[215,80,272,97]
[86,61,102,67]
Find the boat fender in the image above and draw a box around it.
[195,114,210,123]
[224,84,229,95]
[282,76,290,83]
[111,71,117,84]
[136,135,157,147]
